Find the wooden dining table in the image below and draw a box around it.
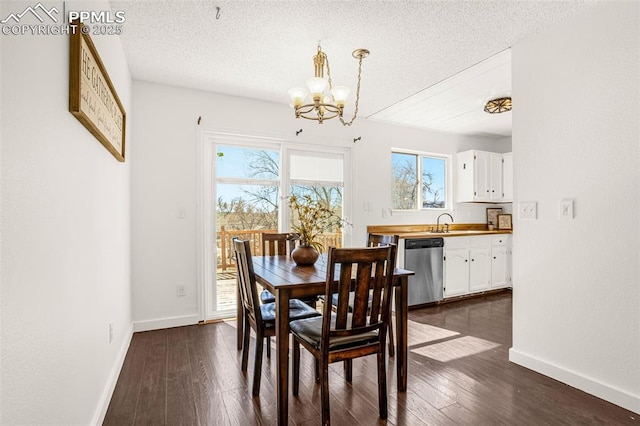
[236,254,414,426]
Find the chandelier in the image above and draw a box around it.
[288,44,369,126]
[484,97,512,114]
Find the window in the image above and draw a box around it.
[391,151,447,210]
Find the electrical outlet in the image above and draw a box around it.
[177,285,186,297]
[109,323,113,343]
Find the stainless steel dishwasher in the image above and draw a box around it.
[404,238,444,306]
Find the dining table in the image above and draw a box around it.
[236,253,414,426]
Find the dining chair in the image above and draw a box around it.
[259,233,295,304]
[260,232,318,305]
[290,244,397,425]
[233,238,320,397]
[326,233,399,358]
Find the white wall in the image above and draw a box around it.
[131,81,509,328]
[510,2,640,414]
[0,1,133,423]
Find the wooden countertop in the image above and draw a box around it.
[367,223,512,239]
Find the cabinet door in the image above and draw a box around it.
[469,247,491,292]
[502,153,513,201]
[456,150,476,202]
[491,246,508,288]
[444,248,469,297]
[489,153,503,201]
[474,151,491,201]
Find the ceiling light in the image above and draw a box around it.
[484,97,512,114]
[288,44,369,126]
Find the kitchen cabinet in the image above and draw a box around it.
[456,150,512,203]
[444,235,512,298]
[490,235,512,288]
[469,246,491,292]
[502,153,513,202]
[443,247,469,297]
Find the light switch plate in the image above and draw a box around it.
[560,199,574,219]
[518,201,537,220]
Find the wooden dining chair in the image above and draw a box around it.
[290,244,397,425]
[260,232,318,304]
[326,233,399,358]
[259,233,296,304]
[233,238,320,397]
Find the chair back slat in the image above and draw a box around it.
[262,232,299,256]
[322,245,397,349]
[233,238,262,324]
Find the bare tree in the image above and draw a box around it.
[392,157,417,209]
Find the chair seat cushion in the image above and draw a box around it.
[260,299,320,324]
[260,289,276,304]
[262,289,317,307]
[289,313,379,351]
[330,292,374,311]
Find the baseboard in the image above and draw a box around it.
[509,348,640,415]
[133,313,200,332]
[91,323,134,425]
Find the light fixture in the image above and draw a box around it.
[288,44,369,126]
[484,97,512,114]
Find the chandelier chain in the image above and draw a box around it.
[339,54,364,127]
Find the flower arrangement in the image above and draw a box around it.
[288,194,344,252]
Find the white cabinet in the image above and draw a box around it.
[444,235,512,298]
[456,150,512,203]
[469,247,491,292]
[443,247,469,297]
[490,235,512,289]
[502,152,513,202]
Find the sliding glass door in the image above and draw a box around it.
[205,135,351,319]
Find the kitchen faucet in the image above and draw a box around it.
[436,213,454,233]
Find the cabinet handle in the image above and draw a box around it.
[465,259,468,262]
[493,256,496,259]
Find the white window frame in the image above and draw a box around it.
[391,148,452,211]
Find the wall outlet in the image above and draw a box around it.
[177,285,186,297]
[109,323,113,343]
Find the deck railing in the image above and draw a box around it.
[217,226,342,271]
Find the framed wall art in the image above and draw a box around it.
[486,207,503,226]
[69,21,126,162]
[497,214,513,230]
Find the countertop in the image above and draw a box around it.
[366,224,512,239]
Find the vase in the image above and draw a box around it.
[291,245,319,266]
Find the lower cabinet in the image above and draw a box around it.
[443,247,469,297]
[444,235,512,298]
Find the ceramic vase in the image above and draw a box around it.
[291,245,319,266]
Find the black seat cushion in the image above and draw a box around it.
[262,289,317,306]
[260,299,320,324]
[260,289,276,304]
[330,292,374,311]
[289,313,379,350]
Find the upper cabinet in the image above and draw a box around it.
[457,150,512,203]
[502,152,513,202]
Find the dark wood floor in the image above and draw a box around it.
[104,292,638,425]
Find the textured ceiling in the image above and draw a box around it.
[110,0,597,138]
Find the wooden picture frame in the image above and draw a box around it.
[69,21,126,162]
[486,207,503,226]
[497,214,512,230]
